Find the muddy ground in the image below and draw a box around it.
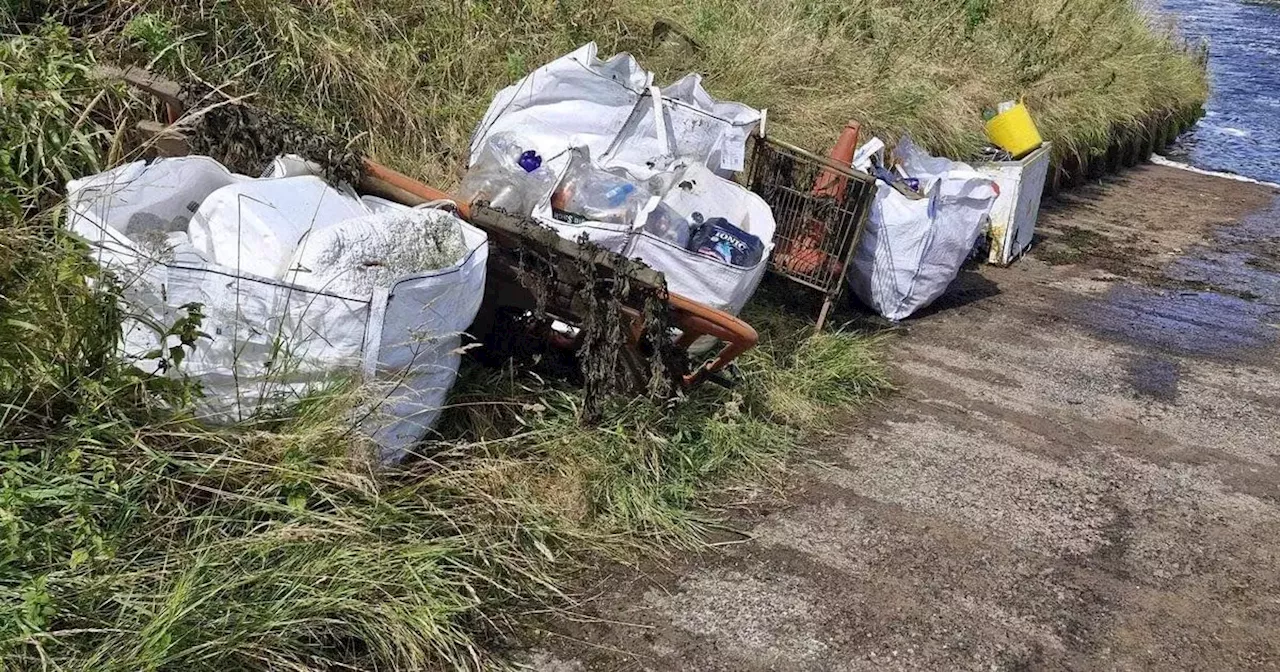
[525,164,1280,671]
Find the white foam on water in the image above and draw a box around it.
[1151,154,1280,189]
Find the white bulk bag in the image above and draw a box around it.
[189,175,370,278]
[848,138,998,321]
[471,43,761,183]
[625,163,775,314]
[470,43,771,313]
[67,156,488,461]
[471,43,649,179]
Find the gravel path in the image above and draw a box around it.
[531,165,1280,671]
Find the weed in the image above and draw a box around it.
[1,23,115,218]
[121,12,177,65]
[965,0,993,32]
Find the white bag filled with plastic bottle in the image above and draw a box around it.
[470,43,760,185]
[624,163,775,314]
[468,43,773,313]
[848,137,998,321]
[65,155,488,461]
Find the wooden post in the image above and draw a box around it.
[815,295,834,332]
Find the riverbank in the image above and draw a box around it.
[31,0,1208,183]
[530,164,1280,670]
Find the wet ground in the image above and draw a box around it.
[525,164,1280,670]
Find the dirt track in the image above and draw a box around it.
[529,164,1280,671]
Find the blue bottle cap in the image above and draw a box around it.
[517,150,542,173]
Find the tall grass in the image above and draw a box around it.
[76,0,1206,186]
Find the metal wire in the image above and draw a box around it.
[747,137,876,300]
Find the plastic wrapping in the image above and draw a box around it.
[686,216,764,267]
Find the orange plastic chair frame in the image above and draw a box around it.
[361,161,758,388]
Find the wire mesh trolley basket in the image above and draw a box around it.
[746,136,876,329]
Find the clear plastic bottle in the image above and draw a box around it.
[551,153,650,225]
[458,133,555,214]
[641,201,692,246]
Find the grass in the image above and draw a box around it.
[1,1,1205,669]
[63,0,1207,187]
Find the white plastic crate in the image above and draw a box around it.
[977,143,1052,266]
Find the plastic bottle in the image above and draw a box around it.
[641,201,692,246]
[604,182,636,206]
[551,154,650,225]
[458,134,554,214]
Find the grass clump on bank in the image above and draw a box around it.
[441,313,888,542]
[68,0,1206,185]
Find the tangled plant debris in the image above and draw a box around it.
[500,215,681,420]
[182,87,364,185]
[571,234,681,418]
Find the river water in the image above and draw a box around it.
[1159,0,1280,183]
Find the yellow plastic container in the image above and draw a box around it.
[985,103,1043,159]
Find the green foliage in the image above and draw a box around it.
[964,0,993,31]
[0,23,109,218]
[74,0,1206,184]
[140,302,208,373]
[0,393,588,670]
[121,12,180,66]
[624,0,1206,162]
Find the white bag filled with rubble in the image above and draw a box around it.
[848,137,998,321]
[66,155,488,461]
[467,43,773,314]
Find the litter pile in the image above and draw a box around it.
[453,45,1054,327]
[69,45,1059,458]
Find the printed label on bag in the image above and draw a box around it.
[719,127,746,172]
